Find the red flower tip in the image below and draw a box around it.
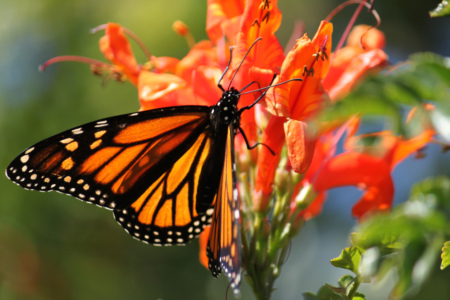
[347,25,385,50]
[172,20,190,36]
[172,20,196,48]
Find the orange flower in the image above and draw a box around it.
[198,225,211,269]
[254,21,332,208]
[323,25,388,101]
[139,40,221,110]
[265,21,332,120]
[293,127,342,219]
[99,23,141,85]
[313,119,435,220]
[206,0,245,44]
[41,22,223,112]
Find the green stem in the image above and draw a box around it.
[347,275,362,299]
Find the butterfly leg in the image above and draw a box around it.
[238,73,277,113]
[237,126,275,155]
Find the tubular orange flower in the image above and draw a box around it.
[265,21,332,119]
[313,120,435,220]
[99,23,141,85]
[253,116,286,211]
[323,25,388,101]
[228,0,285,162]
[254,21,332,205]
[314,152,394,219]
[139,40,222,110]
[198,225,211,269]
[292,127,342,219]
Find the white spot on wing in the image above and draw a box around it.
[25,147,35,154]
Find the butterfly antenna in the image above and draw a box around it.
[217,46,235,92]
[239,78,303,96]
[227,37,263,91]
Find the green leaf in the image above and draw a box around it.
[430,0,450,17]
[319,53,450,136]
[338,275,355,288]
[331,246,362,275]
[303,285,346,300]
[302,292,318,300]
[409,176,450,212]
[441,241,450,270]
[352,293,366,300]
[350,176,450,298]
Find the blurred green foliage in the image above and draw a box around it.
[1,0,449,299]
[308,177,450,300]
[429,1,450,18]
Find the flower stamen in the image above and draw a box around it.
[252,19,261,28]
[303,65,314,77]
[172,21,196,49]
[325,0,381,54]
[39,56,112,72]
[261,11,270,23]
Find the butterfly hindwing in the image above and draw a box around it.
[113,117,230,246]
[207,125,241,291]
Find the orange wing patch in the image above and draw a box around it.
[128,133,212,228]
[115,114,204,143]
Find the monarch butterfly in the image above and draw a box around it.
[6,39,299,293]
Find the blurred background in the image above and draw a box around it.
[0,0,449,299]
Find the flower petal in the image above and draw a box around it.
[138,71,202,110]
[298,192,326,220]
[198,225,211,269]
[206,0,244,44]
[254,116,286,210]
[323,49,388,101]
[352,178,394,219]
[314,152,394,219]
[99,23,140,85]
[176,41,218,86]
[346,25,385,50]
[265,21,332,120]
[151,56,180,73]
[284,120,317,174]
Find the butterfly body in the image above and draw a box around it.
[6,85,243,291]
